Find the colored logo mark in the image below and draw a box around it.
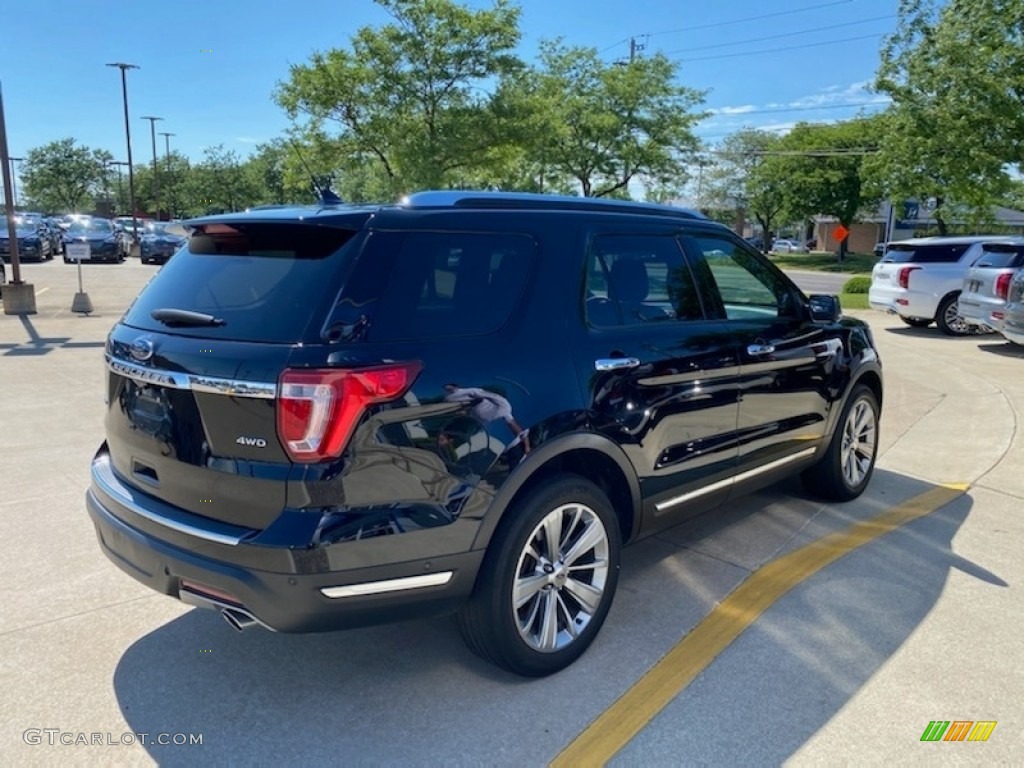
[920,720,997,742]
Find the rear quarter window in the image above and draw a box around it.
[121,223,359,342]
[326,230,536,342]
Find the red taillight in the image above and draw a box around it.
[897,266,921,289]
[277,363,422,462]
[995,272,1012,300]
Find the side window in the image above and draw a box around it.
[686,235,796,321]
[584,234,703,327]
[334,230,535,342]
[918,244,970,263]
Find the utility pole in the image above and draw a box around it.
[159,132,175,218]
[0,79,36,313]
[107,63,140,251]
[141,116,163,219]
[629,36,646,62]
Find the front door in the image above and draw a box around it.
[681,232,835,482]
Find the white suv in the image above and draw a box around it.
[869,236,1017,335]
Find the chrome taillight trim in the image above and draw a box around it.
[106,355,276,399]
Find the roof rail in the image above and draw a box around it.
[401,190,705,220]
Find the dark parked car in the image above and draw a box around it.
[62,218,124,263]
[0,214,54,262]
[139,221,189,264]
[87,191,883,676]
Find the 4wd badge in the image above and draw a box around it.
[236,436,268,448]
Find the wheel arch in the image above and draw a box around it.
[471,433,642,552]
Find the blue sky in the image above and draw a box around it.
[1,0,897,168]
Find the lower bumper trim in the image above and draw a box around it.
[321,571,454,599]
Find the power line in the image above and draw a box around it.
[663,14,895,55]
[708,100,891,117]
[597,0,853,55]
[677,33,885,62]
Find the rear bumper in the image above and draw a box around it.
[868,287,936,320]
[86,454,483,633]
[957,297,1006,331]
[1001,309,1024,346]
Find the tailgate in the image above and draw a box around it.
[105,327,293,529]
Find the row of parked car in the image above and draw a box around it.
[868,235,1024,346]
[0,213,189,268]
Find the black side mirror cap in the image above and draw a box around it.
[809,294,841,322]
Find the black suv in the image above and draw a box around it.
[87,191,883,676]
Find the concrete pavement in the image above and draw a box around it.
[0,259,1020,766]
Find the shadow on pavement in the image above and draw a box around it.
[976,340,1024,358]
[0,315,104,356]
[111,470,985,765]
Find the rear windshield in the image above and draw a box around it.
[975,244,1024,268]
[121,223,358,342]
[883,243,970,263]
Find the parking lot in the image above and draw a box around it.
[1,259,1021,765]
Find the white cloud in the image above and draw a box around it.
[787,80,887,108]
[235,136,261,144]
[709,104,757,115]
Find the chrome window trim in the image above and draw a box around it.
[106,355,276,399]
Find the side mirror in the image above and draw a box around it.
[809,294,841,323]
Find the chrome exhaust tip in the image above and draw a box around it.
[221,608,258,632]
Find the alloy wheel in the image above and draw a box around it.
[840,398,877,488]
[512,503,610,653]
[944,300,970,335]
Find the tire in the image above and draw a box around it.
[936,292,971,336]
[802,384,880,502]
[900,317,932,328]
[457,474,622,677]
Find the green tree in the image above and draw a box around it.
[185,145,263,213]
[870,0,1024,230]
[275,0,522,195]
[506,41,705,197]
[21,139,112,213]
[704,129,787,247]
[776,117,883,258]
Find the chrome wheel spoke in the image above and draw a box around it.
[564,576,603,615]
[542,516,561,562]
[562,519,606,568]
[538,590,560,651]
[556,593,578,639]
[514,573,547,610]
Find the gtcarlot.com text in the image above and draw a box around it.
[23,729,203,746]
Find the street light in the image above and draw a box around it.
[141,116,163,219]
[159,131,175,217]
[108,160,129,213]
[106,62,140,249]
[8,156,22,208]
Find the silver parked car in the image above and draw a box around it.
[957,239,1024,333]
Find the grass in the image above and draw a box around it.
[768,251,878,274]
[839,292,870,310]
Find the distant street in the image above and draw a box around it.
[783,269,853,296]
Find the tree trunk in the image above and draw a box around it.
[934,197,948,235]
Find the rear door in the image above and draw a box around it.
[570,226,741,527]
[104,219,365,530]
[681,232,836,480]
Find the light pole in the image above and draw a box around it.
[141,116,163,219]
[159,131,175,217]
[107,62,140,250]
[109,160,129,213]
[8,157,22,209]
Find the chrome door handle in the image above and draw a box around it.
[595,357,641,371]
[747,343,775,356]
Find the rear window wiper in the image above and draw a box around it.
[150,308,226,327]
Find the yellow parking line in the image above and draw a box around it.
[550,482,970,768]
